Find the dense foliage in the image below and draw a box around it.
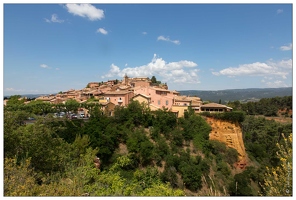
[227,96,292,117]
[200,111,245,123]
[4,95,292,196]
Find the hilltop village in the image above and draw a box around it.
[10,75,232,118]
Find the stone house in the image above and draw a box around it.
[103,90,134,106]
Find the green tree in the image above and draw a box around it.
[4,158,40,196]
[4,110,30,158]
[151,76,157,84]
[126,128,154,166]
[65,99,80,113]
[228,172,254,196]
[11,121,70,174]
[225,147,239,165]
[260,133,292,196]
[26,100,53,115]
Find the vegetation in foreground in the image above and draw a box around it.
[3,95,292,196]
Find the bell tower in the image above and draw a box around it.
[124,74,129,85]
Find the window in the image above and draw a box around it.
[158,100,161,105]
[166,100,169,105]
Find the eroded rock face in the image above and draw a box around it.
[206,117,247,169]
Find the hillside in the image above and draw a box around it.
[207,118,248,169]
[4,95,292,196]
[178,87,292,103]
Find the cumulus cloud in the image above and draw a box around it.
[212,59,292,79]
[40,64,51,69]
[102,54,199,84]
[5,88,24,92]
[280,43,292,51]
[157,36,180,45]
[45,14,64,23]
[65,4,104,21]
[277,9,283,14]
[265,80,288,88]
[97,28,108,35]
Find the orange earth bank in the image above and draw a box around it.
[207,118,247,169]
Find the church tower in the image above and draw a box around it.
[123,74,129,85]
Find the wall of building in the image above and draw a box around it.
[134,81,151,88]
[105,91,134,106]
[171,105,189,118]
[133,95,150,105]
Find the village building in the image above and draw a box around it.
[103,90,134,106]
[132,93,151,105]
[133,86,177,111]
[100,102,116,116]
[35,95,56,103]
[87,82,100,88]
[201,102,233,112]
[5,75,232,117]
[171,96,192,118]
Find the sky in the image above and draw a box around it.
[2,2,293,96]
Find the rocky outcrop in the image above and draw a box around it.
[206,117,247,169]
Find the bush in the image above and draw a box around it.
[210,140,227,155]
[225,147,238,165]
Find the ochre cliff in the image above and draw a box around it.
[206,117,247,169]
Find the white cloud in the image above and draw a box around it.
[40,64,51,69]
[65,4,104,21]
[97,28,108,35]
[45,14,64,23]
[157,35,180,45]
[265,80,288,88]
[280,43,292,51]
[212,59,292,79]
[102,54,199,84]
[277,9,283,14]
[5,88,23,92]
[142,32,147,35]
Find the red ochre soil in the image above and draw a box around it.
[206,117,248,169]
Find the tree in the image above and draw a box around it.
[26,100,53,115]
[225,147,239,165]
[65,99,80,113]
[9,121,70,174]
[126,128,154,166]
[228,172,254,196]
[6,95,25,106]
[4,158,40,196]
[260,133,292,196]
[151,76,157,84]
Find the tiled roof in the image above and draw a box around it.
[174,96,191,102]
[133,93,151,99]
[150,87,170,92]
[104,90,133,95]
[201,103,231,109]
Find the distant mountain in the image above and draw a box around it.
[4,87,292,104]
[3,94,54,99]
[178,87,292,104]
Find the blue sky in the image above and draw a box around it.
[2,3,293,96]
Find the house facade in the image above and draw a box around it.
[103,90,134,106]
